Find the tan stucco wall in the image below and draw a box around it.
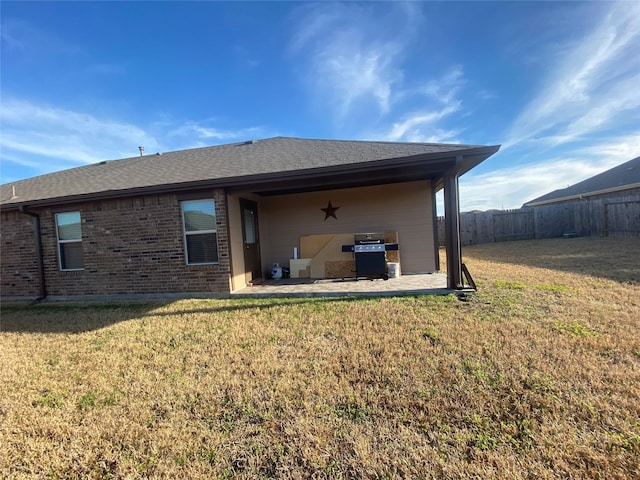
[226,193,244,292]
[259,181,435,275]
[226,192,268,291]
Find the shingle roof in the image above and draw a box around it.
[524,156,640,206]
[1,136,497,209]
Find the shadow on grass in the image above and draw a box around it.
[462,237,639,284]
[0,296,366,334]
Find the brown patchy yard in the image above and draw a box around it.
[1,237,639,479]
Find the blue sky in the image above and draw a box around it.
[1,1,638,212]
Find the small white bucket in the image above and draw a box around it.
[387,262,400,278]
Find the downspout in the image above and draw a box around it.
[18,206,47,301]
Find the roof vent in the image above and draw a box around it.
[156,152,162,155]
[139,146,144,156]
[10,185,18,200]
[244,140,256,145]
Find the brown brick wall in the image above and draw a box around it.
[1,210,41,297]
[1,190,231,298]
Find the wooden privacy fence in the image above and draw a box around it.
[438,195,640,245]
[437,209,535,246]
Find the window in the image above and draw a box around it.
[55,212,84,270]
[182,199,218,264]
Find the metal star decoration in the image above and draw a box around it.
[321,201,340,220]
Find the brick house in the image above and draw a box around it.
[523,156,640,238]
[0,137,499,300]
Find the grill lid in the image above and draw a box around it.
[354,232,385,244]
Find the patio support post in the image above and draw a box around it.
[430,179,440,271]
[443,158,463,289]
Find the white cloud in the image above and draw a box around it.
[573,134,640,161]
[407,129,462,144]
[505,2,640,150]
[0,99,267,178]
[458,159,610,212]
[0,99,159,166]
[383,106,461,142]
[288,5,473,144]
[168,123,264,142]
[379,67,465,143]
[289,2,421,120]
[288,7,343,55]
[421,67,465,105]
[547,74,640,146]
[0,151,43,170]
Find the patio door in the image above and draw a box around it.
[240,198,262,282]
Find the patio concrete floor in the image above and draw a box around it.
[231,273,455,298]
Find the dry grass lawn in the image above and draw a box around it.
[1,237,639,479]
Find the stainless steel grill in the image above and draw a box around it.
[342,233,399,280]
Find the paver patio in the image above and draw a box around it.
[230,273,454,298]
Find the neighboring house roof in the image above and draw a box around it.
[0,136,499,210]
[524,156,640,207]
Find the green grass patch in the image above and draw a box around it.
[494,280,526,289]
[32,389,67,409]
[553,320,596,337]
[421,326,441,344]
[535,284,569,292]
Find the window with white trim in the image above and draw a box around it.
[55,211,84,270]
[181,199,218,264]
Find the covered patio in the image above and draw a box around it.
[224,140,500,293]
